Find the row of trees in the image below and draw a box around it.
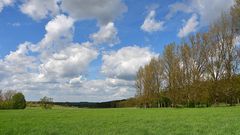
[0,90,26,109]
[0,90,54,109]
[135,1,240,108]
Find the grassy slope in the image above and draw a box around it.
[0,107,240,135]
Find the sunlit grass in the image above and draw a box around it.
[0,107,240,135]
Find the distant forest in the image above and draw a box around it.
[125,0,240,108]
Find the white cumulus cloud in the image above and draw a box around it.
[178,14,199,38]
[0,0,14,12]
[141,10,164,33]
[40,44,98,79]
[90,22,119,46]
[61,0,127,25]
[35,14,75,55]
[166,2,192,20]
[20,0,59,20]
[0,0,15,12]
[3,42,37,74]
[101,46,157,80]
[167,0,235,26]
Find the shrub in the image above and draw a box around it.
[0,101,13,109]
[12,93,26,109]
[40,96,53,109]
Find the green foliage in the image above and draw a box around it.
[27,102,40,108]
[12,93,26,109]
[0,101,13,109]
[0,91,26,109]
[40,96,53,109]
[117,98,137,107]
[0,107,240,134]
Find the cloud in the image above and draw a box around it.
[101,46,157,80]
[20,0,59,20]
[178,14,199,38]
[167,0,235,26]
[90,22,119,46]
[59,78,135,102]
[35,14,74,54]
[66,78,135,101]
[69,76,86,86]
[141,10,164,33]
[39,44,98,79]
[11,22,21,27]
[0,66,135,102]
[0,42,38,86]
[0,62,8,81]
[0,0,14,12]
[166,2,192,20]
[191,0,235,26]
[3,42,37,74]
[61,0,127,25]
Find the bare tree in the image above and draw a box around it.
[163,43,181,107]
[3,90,17,101]
[0,90,3,101]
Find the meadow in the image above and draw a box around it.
[0,107,240,135]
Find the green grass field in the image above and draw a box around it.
[0,107,240,135]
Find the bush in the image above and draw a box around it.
[12,93,26,109]
[0,101,13,109]
[40,96,53,109]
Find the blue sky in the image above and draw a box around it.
[0,0,235,102]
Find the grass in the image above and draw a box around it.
[0,107,240,135]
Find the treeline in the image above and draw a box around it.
[0,90,26,109]
[134,1,240,108]
[27,98,127,109]
[44,99,125,108]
